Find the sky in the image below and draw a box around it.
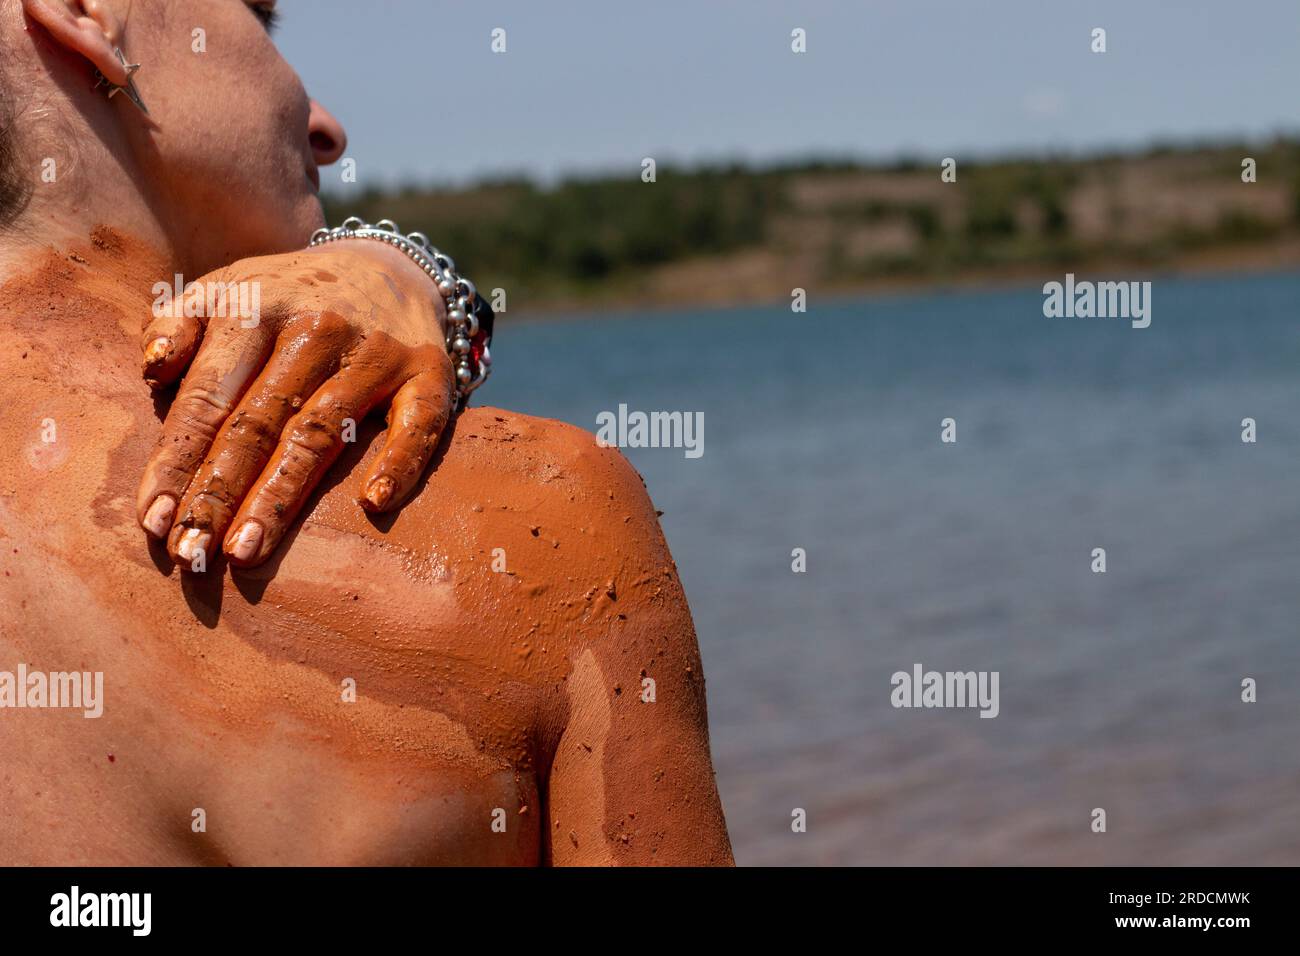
[274,0,1300,191]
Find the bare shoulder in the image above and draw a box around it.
[434,404,714,723]
[426,405,694,650]
[266,405,733,863]
[430,405,680,590]
[434,410,730,864]
[444,407,659,516]
[307,404,696,663]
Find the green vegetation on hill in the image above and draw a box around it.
[323,138,1300,312]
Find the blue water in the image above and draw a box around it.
[483,271,1300,865]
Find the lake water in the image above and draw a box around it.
[483,271,1300,865]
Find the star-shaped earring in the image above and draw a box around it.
[93,47,149,116]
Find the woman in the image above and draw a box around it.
[0,0,731,865]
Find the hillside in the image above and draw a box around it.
[323,138,1300,314]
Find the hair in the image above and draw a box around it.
[0,104,30,229]
[0,21,34,228]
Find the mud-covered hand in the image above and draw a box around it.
[135,240,454,569]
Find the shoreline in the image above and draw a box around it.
[506,242,1300,323]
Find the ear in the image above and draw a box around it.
[22,0,131,87]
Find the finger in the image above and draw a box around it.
[164,315,353,566]
[135,318,275,539]
[357,362,453,513]
[141,269,243,386]
[223,365,394,567]
[141,308,204,388]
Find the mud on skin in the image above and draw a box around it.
[0,228,733,865]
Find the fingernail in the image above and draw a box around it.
[142,495,176,537]
[364,476,395,510]
[143,336,172,367]
[227,521,263,562]
[175,527,211,564]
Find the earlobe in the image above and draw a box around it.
[21,0,130,87]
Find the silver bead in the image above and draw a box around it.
[312,220,495,390]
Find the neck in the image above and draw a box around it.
[0,96,180,280]
[0,37,182,281]
[0,213,176,281]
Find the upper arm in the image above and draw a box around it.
[541,438,733,866]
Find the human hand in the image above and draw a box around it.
[135,240,455,569]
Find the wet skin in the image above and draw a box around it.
[0,235,733,865]
[133,240,459,569]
